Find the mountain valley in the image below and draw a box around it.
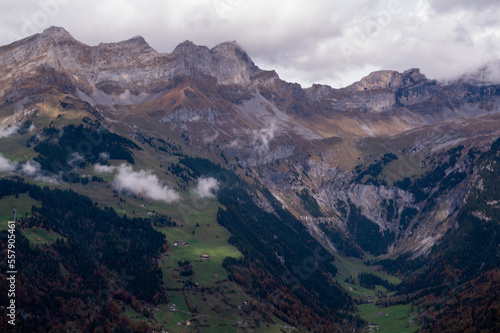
[0,27,499,332]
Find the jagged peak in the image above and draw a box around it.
[211,40,248,57]
[211,40,257,70]
[39,26,74,40]
[179,39,195,46]
[211,40,239,51]
[172,40,210,55]
[348,68,429,92]
[117,35,152,48]
[95,34,156,56]
[131,35,146,41]
[402,68,422,75]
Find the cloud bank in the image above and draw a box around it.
[94,164,180,203]
[193,177,219,198]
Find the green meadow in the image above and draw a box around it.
[23,227,66,245]
[358,303,419,333]
[332,254,420,332]
[0,193,39,229]
[158,199,242,288]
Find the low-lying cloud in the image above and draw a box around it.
[0,123,36,139]
[94,163,180,203]
[19,160,57,183]
[0,124,20,139]
[20,160,41,176]
[251,121,277,152]
[98,152,110,162]
[67,152,85,167]
[94,163,115,174]
[193,177,219,198]
[0,153,16,172]
[0,153,58,183]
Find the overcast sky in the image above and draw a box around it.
[1,0,499,88]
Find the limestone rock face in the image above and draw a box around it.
[169,40,260,86]
[349,68,428,92]
[0,26,265,104]
[329,68,439,112]
[1,26,498,129]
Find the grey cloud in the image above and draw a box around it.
[428,0,500,14]
[98,152,110,162]
[93,164,115,174]
[251,121,277,153]
[0,0,499,88]
[20,160,40,176]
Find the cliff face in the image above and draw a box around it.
[349,68,428,92]
[0,26,266,105]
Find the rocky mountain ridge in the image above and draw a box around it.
[1,26,500,260]
[0,26,269,106]
[2,26,500,333]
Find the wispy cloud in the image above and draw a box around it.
[193,177,219,198]
[0,124,20,139]
[98,152,110,162]
[251,121,277,152]
[67,152,85,167]
[94,163,180,203]
[19,159,58,183]
[20,160,41,176]
[94,163,115,173]
[0,153,58,183]
[0,153,16,172]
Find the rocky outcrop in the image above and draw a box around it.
[317,178,414,231]
[348,68,428,92]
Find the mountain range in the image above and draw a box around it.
[0,26,499,332]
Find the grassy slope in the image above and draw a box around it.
[358,303,418,333]
[23,227,66,245]
[1,99,291,331]
[332,254,420,332]
[159,199,242,288]
[0,193,66,245]
[0,193,39,227]
[150,200,295,332]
